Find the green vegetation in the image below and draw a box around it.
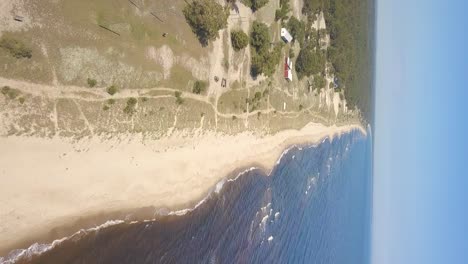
[287,17,306,45]
[123,97,137,115]
[0,36,32,59]
[141,97,148,102]
[1,86,21,100]
[106,85,118,95]
[250,22,282,77]
[183,0,229,46]
[324,0,373,114]
[174,91,184,105]
[192,80,207,94]
[103,105,110,111]
[275,0,291,21]
[314,74,326,90]
[18,97,25,104]
[243,0,269,12]
[230,30,249,51]
[87,78,97,88]
[107,98,115,105]
[295,46,325,79]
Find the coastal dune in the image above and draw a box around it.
[0,122,364,255]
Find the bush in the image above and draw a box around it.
[174,91,184,105]
[192,80,207,94]
[295,46,325,79]
[107,98,116,105]
[123,97,137,115]
[230,30,249,51]
[106,85,118,95]
[19,97,25,104]
[0,36,32,59]
[103,105,110,111]
[183,0,229,46]
[87,78,97,88]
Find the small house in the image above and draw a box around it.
[284,57,292,81]
[281,28,293,43]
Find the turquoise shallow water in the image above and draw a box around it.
[3,129,372,264]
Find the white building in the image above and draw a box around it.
[280,28,293,43]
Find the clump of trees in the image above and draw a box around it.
[183,0,229,46]
[230,30,249,51]
[242,0,269,12]
[250,22,282,77]
[192,80,207,94]
[275,0,290,21]
[123,97,137,115]
[295,45,325,79]
[0,36,32,59]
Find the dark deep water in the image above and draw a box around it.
[5,129,372,264]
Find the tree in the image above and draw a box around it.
[250,21,270,51]
[183,0,229,46]
[287,16,305,45]
[295,46,325,79]
[230,30,249,51]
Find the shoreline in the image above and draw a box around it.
[0,122,365,256]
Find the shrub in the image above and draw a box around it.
[1,86,20,99]
[107,98,116,105]
[106,85,118,95]
[0,36,32,59]
[18,97,25,104]
[103,105,110,111]
[87,78,97,88]
[230,30,249,51]
[192,80,207,94]
[174,91,184,105]
[141,97,148,102]
[123,97,137,115]
[1,86,10,96]
[183,0,229,46]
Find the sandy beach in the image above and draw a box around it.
[0,122,364,255]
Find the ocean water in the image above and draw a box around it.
[3,129,372,264]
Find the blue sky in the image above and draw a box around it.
[373,0,468,263]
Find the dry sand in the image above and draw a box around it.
[0,122,365,255]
